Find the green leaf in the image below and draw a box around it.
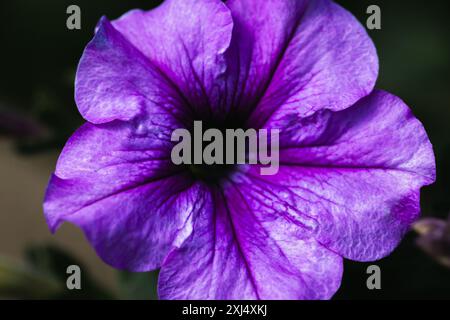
[0,257,62,299]
[117,270,159,300]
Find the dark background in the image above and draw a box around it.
[0,0,449,299]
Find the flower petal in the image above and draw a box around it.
[224,0,378,127]
[158,187,342,300]
[253,90,436,261]
[112,0,233,118]
[75,17,192,124]
[43,117,200,271]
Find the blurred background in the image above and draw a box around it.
[0,0,449,299]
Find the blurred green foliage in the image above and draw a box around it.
[0,245,159,300]
[118,270,159,300]
[0,245,113,299]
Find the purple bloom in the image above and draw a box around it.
[43,0,436,299]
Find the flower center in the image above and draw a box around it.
[185,115,246,184]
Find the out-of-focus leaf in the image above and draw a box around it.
[24,244,116,299]
[118,270,159,300]
[0,104,48,139]
[0,257,62,299]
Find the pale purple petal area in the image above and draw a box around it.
[57,11,208,270]
[275,90,435,182]
[44,173,201,271]
[43,117,201,271]
[252,90,436,261]
[158,186,342,300]
[112,0,233,118]
[75,17,192,125]
[221,0,308,115]
[224,0,378,127]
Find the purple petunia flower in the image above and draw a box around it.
[43,0,436,299]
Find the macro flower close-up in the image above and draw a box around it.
[42,0,436,300]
